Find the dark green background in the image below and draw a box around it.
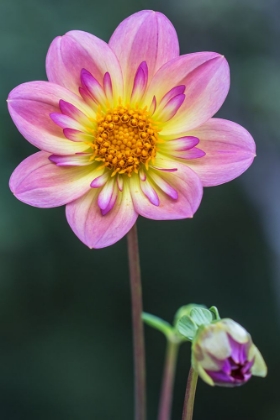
[1,0,279,418]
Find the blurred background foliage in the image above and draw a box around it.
[0,0,279,418]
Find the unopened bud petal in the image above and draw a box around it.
[191,319,267,387]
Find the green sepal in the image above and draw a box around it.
[209,306,221,320]
[174,303,206,326]
[190,307,213,326]
[176,315,198,341]
[142,312,174,339]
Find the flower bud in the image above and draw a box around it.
[191,318,267,387]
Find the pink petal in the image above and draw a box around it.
[149,96,157,115]
[161,136,199,151]
[9,151,97,208]
[146,52,230,135]
[49,153,92,166]
[66,182,138,248]
[186,118,256,186]
[131,61,149,104]
[97,178,115,210]
[148,171,178,200]
[59,100,90,125]
[79,87,98,108]
[7,81,92,154]
[150,166,178,172]
[80,69,107,106]
[130,157,203,219]
[50,113,86,131]
[140,178,160,206]
[46,31,123,98]
[171,147,206,160]
[117,175,123,191]
[103,72,113,102]
[139,169,146,181]
[63,128,94,142]
[90,172,110,188]
[101,182,118,216]
[109,10,179,96]
[155,93,185,122]
[157,85,186,111]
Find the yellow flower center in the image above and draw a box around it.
[92,106,159,176]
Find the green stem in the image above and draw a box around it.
[127,223,146,420]
[158,338,179,420]
[181,368,198,420]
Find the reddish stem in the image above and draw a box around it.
[127,223,146,420]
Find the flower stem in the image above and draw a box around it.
[158,338,179,420]
[181,368,198,420]
[127,223,146,420]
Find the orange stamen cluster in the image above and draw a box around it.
[91,106,159,176]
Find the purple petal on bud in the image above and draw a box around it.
[228,335,248,365]
[206,339,253,387]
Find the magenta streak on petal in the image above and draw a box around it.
[139,169,146,181]
[90,172,109,188]
[103,72,113,100]
[151,165,178,172]
[156,94,185,122]
[158,85,186,110]
[80,68,107,105]
[59,100,89,125]
[173,147,206,160]
[140,178,159,206]
[50,113,86,131]
[63,128,93,142]
[149,96,157,115]
[101,182,118,215]
[48,153,92,166]
[165,136,200,151]
[149,172,178,200]
[79,87,98,107]
[97,178,115,210]
[130,61,148,103]
[117,174,123,191]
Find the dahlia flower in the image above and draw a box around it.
[191,319,267,387]
[8,10,255,248]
